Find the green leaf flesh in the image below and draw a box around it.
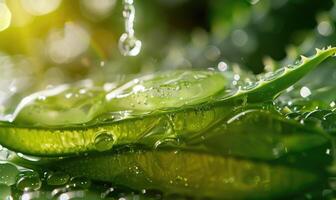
[51,150,326,200]
[0,47,335,156]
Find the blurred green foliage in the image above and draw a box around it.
[0,0,335,91]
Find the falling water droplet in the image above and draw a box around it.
[119,33,142,56]
[119,0,142,56]
[94,131,115,152]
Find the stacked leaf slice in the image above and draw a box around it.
[1,47,336,199]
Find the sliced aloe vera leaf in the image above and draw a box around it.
[172,110,332,166]
[105,70,227,111]
[0,106,230,156]
[0,106,331,161]
[6,70,226,127]
[52,150,324,199]
[0,47,335,156]
[3,47,336,128]
[1,105,331,162]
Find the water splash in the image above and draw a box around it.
[118,0,142,56]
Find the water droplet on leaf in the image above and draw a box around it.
[263,68,285,81]
[69,177,91,189]
[0,163,19,186]
[16,171,41,192]
[94,131,115,152]
[47,171,70,186]
[0,184,11,200]
[242,82,259,90]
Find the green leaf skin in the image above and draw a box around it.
[0,47,335,156]
[3,47,336,127]
[0,105,230,156]
[52,150,324,199]
[10,70,227,127]
[1,107,332,172]
[230,46,336,102]
[176,110,332,167]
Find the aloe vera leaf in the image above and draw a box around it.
[52,150,323,199]
[285,108,336,134]
[0,47,335,156]
[0,105,229,156]
[8,70,227,127]
[229,46,336,102]
[4,47,336,128]
[105,70,228,111]
[3,47,336,126]
[3,107,332,174]
[4,47,335,127]
[174,110,332,166]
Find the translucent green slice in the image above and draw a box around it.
[3,47,336,128]
[53,150,323,199]
[176,109,332,166]
[9,70,227,127]
[0,47,335,156]
[0,106,229,156]
[1,105,331,173]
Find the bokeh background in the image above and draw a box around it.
[0,0,335,107]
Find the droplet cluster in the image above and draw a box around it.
[118,0,142,56]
